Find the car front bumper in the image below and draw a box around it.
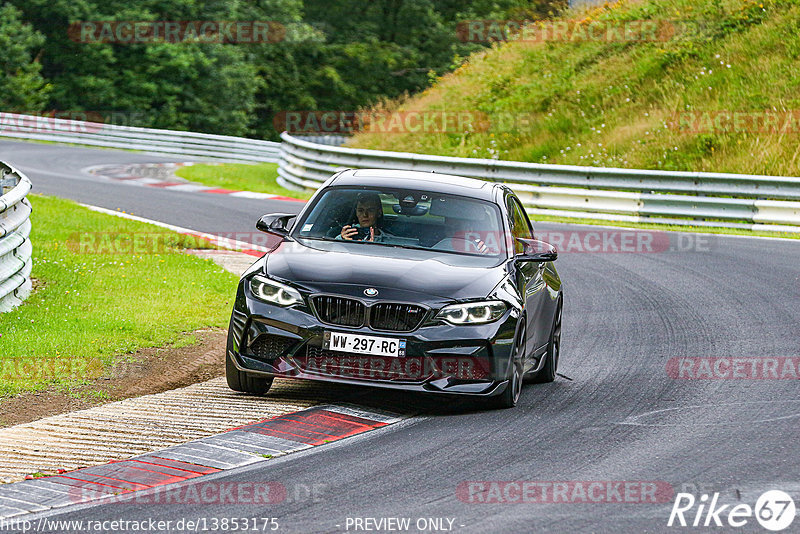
[227,283,522,397]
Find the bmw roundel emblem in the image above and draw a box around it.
[364,288,379,297]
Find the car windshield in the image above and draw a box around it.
[293,187,507,257]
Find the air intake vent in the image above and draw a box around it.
[370,303,426,332]
[249,334,296,360]
[312,296,366,327]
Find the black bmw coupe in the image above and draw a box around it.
[226,169,563,408]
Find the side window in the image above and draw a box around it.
[507,197,533,253]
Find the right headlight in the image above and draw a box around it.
[249,275,303,307]
[435,300,507,325]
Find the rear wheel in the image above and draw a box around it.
[488,325,525,409]
[528,300,562,384]
[225,325,274,395]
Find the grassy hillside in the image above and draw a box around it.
[349,0,800,177]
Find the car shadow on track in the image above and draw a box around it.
[254,377,569,417]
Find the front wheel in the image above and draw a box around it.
[488,326,525,409]
[225,328,274,395]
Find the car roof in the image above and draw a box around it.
[329,169,501,201]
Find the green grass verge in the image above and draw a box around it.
[0,194,240,397]
[175,162,313,200]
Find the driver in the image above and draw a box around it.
[338,192,396,243]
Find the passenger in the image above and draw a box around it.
[338,192,397,243]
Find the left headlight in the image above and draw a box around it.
[435,300,507,325]
[249,275,303,306]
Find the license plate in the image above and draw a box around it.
[323,331,406,357]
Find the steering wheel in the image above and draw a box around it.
[433,237,489,254]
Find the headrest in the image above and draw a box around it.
[428,197,489,220]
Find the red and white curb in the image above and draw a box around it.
[79,203,276,258]
[0,405,402,518]
[84,162,305,202]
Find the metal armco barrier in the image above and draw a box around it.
[0,163,33,313]
[0,113,281,163]
[278,132,800,231]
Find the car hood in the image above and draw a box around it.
[264,239,505,300]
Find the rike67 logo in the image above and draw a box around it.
[668,490,796,531]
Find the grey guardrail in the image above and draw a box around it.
[278,132,800,231]
[0,113,280,163]
[0,163,32,313]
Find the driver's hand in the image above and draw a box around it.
[341,225,358,240]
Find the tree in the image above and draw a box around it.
[6,0,269,134]
[3,0,567,138]
[0,3,50,112]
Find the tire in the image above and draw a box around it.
[225,325,274,395]
[528,299,562,384]
[488,324,525,409]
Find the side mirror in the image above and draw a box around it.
[256,213,296,237]
[515,238,557,262]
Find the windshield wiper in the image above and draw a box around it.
[297,236,496,257]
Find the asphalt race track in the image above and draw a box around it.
[1,140,302,235]
[3,140,800,533]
